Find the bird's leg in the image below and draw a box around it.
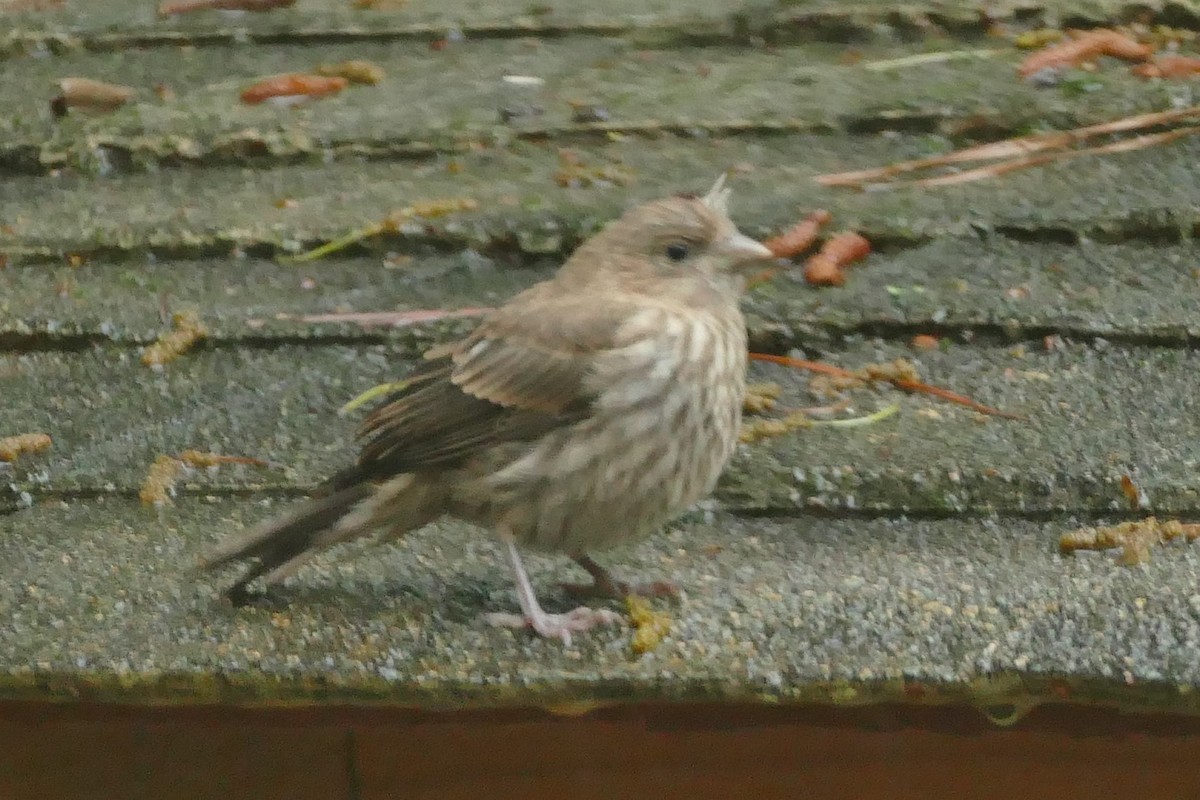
[561,553,680,600]
[485,536,621,645]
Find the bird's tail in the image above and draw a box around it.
[199,473,444,602]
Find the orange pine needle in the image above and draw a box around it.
[749,353,856,378]
[748,353,1025,419]
[889,378,1025,420]
[178,450,268,468]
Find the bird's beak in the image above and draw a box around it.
[719,231,774,266]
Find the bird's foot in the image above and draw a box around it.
[560,577,680,601]
[485,606,622,646]
[564,553,680,600]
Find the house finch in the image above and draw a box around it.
[201,176,773,644]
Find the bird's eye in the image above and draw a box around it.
[665,242,690,262]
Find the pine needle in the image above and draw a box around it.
[808,402,900,427]
[862,48,1002,72]
[815,105,1200,188]
[339,379,412,416]
[873,124,1200,190]
[282,221,388,263]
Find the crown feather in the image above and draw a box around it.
[701,173,730,216]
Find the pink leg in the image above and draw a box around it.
[561,553,680,600]
[485,537,621,645]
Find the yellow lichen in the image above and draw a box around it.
[139,455,184,506]
[142,310,207,368]
[1014,28,1064,49]
[1059,517,1200,565]
[553,149,635,188]
[742,382,782,414]
[0,432,51,462]
[140,451,269,506]
[626,595,672,655]
[315,60,385,85]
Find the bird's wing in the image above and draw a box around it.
[353,287,634,476]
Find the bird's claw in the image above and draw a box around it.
[484,606,623,645]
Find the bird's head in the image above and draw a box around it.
[561,175,773,294]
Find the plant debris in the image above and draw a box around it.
[626,595,672,655]
[740,402,898,444]
[315,60,385,85]
[804,231,871,287]
[911,334,940,351]
[139,456,185,506]
[1018,28,1151,79]
[763,210,831,259]
[1059,518,1200,565]
[158,0,294,14]
[0,433,51,463]
[749,210,830,286]
[139,451,269,506]
[241,74,348,106]
[749,353,1024,419]
[742,382,782,414]
[142,310,207,369]
[862,49,1001,71]
[1132,56,1200,79]
[553,149,634,188]
[1013,29,1064,49]
[1120,473,1149,510]
[815,106,1200,190]
[51,78,134,118]
[285,197,479,262]
[340,380,414,416]
[567,100,611,124]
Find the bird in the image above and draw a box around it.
[200,175,773,644]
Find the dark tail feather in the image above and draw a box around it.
[199,484,372,602]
